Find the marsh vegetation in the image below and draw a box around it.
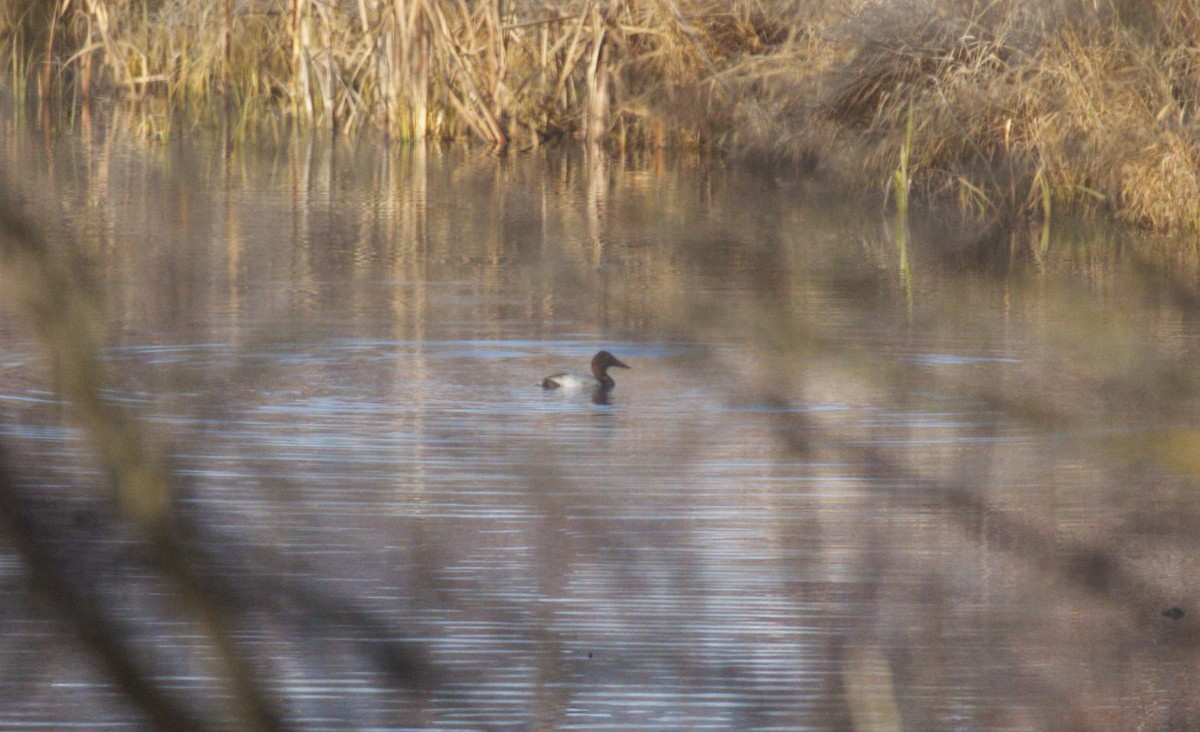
[5,0,1200,234]
[4,2,1200,730]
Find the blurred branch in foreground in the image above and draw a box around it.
[0,178,282,730]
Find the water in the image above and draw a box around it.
[2,135,1199,729]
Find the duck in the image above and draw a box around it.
[540,350,630,391]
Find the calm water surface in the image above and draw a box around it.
[2,135,1199,730]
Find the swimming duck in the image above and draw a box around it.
[540,351,630,391]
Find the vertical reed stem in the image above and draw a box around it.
[584,7,608,145]
[292,0,313,121]
[223,0,233,98]
[408,0,429,139]
[892,103,913,310]
[42,0,67,103]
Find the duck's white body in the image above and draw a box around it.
[541,372,602,390]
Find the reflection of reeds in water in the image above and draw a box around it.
[6,125,1200,727]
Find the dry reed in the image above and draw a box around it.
[3,0,1200,235]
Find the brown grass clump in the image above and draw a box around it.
[3,0,1200,235]
[757,0,1200,233]
[1035,28,1200,231]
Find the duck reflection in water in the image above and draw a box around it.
[540,351,630,404]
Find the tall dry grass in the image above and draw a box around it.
[791,0,1200,233]
[3,0,1200,235]
[0,0,775,147]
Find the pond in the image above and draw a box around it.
[1,130,1199,730]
